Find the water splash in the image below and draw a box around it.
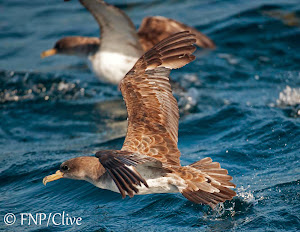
[204,185,262,220]
[235,185,261,207]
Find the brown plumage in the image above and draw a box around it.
[43,32,235,209]
[120,32,196,166]
[138,16,215,51]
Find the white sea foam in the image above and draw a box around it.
[0,72,86,103]
[277,85,300,107]
[177,87,199,112]
[218,53,239,65]
[276,86,300,117]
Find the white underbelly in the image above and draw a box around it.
[136,176,179,195]
[89,51,139,84]
[94,175,180,195]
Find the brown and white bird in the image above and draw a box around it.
[41,0,215,84]
[43,32,235,208]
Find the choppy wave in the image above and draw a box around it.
[0,70,85,103]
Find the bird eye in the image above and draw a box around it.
[61,165,69,171]
[54,42,62,50]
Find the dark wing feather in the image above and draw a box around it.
[120,31,196,166]
[96,150,161,198]
[138,16,215,51]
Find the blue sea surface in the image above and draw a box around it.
[0,0,300,231]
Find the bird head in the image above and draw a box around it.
[43,156,104,185]
[41,36,100,58]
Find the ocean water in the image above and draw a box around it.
[0,0,300,231]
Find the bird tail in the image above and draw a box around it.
[179,157,236,209]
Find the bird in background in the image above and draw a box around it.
[41,0,215,85]
[43,32,235,209]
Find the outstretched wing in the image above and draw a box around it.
[78,0,143,57]
[120,31,196,166]
[138,16,215,52]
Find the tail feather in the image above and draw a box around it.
[191,158,235,188]
[180,157,236,208]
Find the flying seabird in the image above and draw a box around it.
[43,32,235,208]
[41,0,215,84]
